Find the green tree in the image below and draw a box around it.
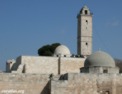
[38,43,61,56]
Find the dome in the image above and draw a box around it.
[84,51,115,68]
[54,45,71,56]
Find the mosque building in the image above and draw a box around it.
[6,5,93,74]
[0,5,122,94]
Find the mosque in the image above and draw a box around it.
[6,5,92,74]
[0,6,122,94]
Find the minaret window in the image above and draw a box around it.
[85,10,88,15]
[86,20,88,24]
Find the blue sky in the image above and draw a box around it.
[0,0,122,71]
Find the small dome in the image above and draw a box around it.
[85,51,115,68]
[54,45,71,56]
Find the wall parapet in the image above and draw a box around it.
[0,73,50,82]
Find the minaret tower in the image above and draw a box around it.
[77,5,93,56]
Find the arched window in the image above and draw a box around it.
[86,20,88,24]
[85,10,88,15]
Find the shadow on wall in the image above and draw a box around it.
[40,81,51,94]
[11,61,20,71]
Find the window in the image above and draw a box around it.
[85,10,88,15]
[86,43,88,49]
[105,91,110,94]
[103,69,108,73]
[86,20,88,23]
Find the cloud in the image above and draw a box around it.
[106,20,120,27]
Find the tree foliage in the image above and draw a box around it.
[38,43,61,56]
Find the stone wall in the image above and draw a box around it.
[0,73,51,94]
[88,67,119,74]
[51,73,98,94]
[60,58,85,74]
[51,73,122,94]
[16,56,59,74]
[115,74,122,94]
[9,56,85,75]
[1,73,122,94]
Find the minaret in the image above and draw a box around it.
[77,5,93,56]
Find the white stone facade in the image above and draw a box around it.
[6,56,85,75]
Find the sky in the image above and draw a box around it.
[0,0,122,71]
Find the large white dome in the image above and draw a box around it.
[84,51,115,68]
[54,45,71,56]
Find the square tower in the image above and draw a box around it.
[77,5,93,56]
